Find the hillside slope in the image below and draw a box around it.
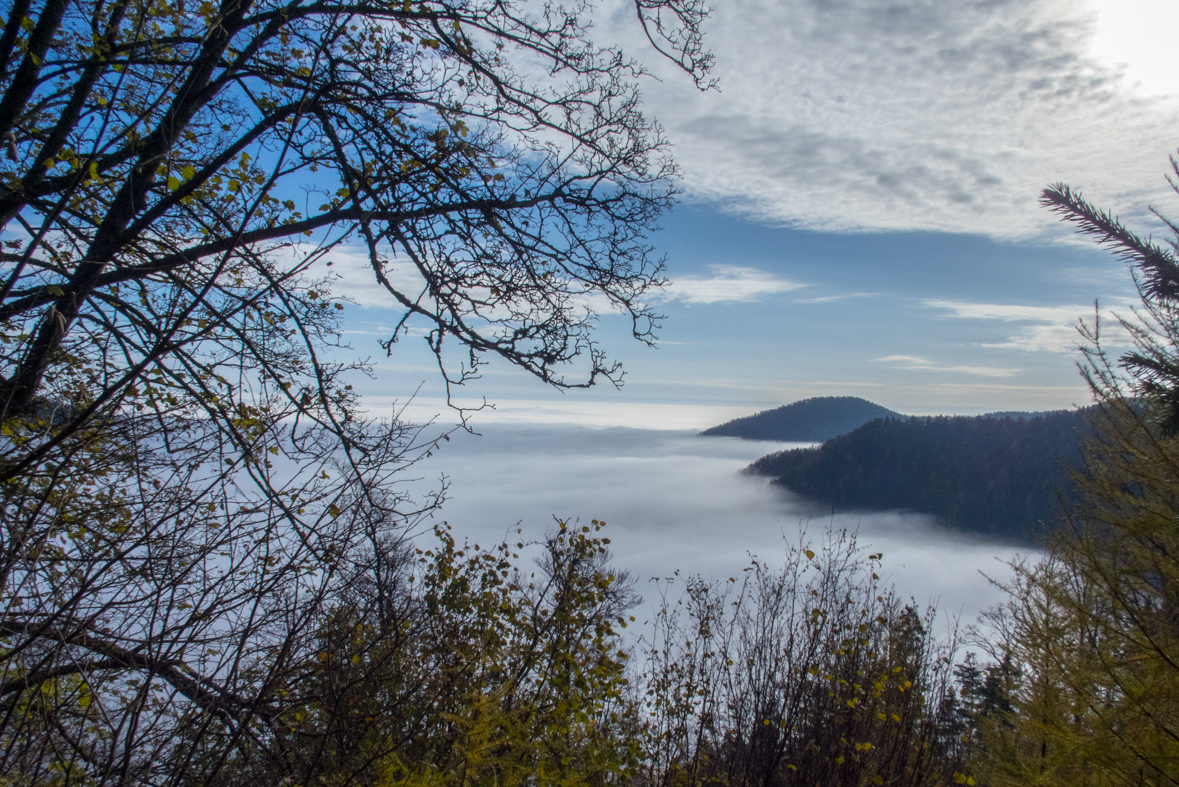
[748,410,1092,542]
[702,396,904,442]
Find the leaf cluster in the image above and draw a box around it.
[638,530,974,787]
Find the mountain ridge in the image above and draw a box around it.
[745,408,1094,543]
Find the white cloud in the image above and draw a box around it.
[921,299,1128,353]
[407,423,1023,624]
[626,0,1179,238]
[661,265,806,304]
[873,354,1021,378]
[366,396,765,431]
[923,301,1091,324]
[875,355,933,366]
[793,292,879,305]
[984,325,1082,353]
[315,246,428,309]
[268,242,428,309]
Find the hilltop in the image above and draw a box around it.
[747,409,1092,542]
[701,396,904,442]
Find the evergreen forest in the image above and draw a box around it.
[747,409,1093,542]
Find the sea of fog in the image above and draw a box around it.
[404,423,1037,629]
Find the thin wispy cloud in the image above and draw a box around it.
[895,382,1089,414]
[312,249,804,313]
[661,265,807,304]
[627,0,1179,238]
[873,354,1021,378]
[274,243,427,309]
[933,382,1085,394]
[924,301,1092,324]
[794,292,879,305]
[922,299,1137,353]
[305,245,623,322]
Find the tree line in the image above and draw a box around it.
[748,409,1093,543]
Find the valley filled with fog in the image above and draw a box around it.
[409,423,1035,628]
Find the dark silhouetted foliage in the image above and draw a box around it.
[640,530,977,787]
[747,410,1094,542]
[0,0,711,780]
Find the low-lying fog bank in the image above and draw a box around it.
[407,423,1036,626]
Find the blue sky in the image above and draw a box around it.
[340,0,1179,430]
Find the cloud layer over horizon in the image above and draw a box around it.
[406,424,1030,627]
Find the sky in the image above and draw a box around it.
[338,0,1179,431]
[328,1,1179,613]
[164,0,1179,632]
[43,0,1161,626]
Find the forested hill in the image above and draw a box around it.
[747,409,1094,542]
[701,396,905,441]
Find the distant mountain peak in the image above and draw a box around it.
[701,396,904,442]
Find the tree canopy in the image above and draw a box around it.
[0,0,711,782]
[961,158,1179,786]
[0,0,710,426]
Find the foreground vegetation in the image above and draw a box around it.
[0,0,710,779]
